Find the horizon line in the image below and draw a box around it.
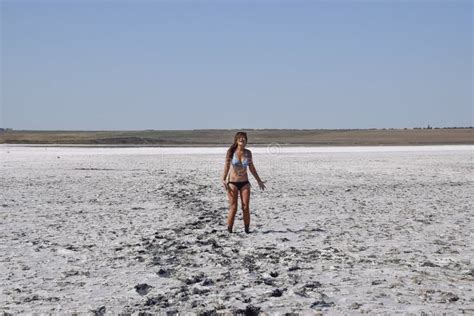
[0,126,473,132]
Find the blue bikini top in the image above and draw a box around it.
[232,151,251,168]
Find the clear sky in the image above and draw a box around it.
[1,0,472,130]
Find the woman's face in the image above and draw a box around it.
[237,135,247,147]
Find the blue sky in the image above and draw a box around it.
[1,0,472,130]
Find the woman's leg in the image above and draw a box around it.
[226,184,239,232]
[240,184,251,232]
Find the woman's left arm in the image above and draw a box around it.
[248,150,266,191]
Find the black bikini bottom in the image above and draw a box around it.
[228,181,250,190]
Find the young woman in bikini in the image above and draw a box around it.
[221,132,266,233]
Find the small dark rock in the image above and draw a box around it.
[179,292,189,302]
[349,302,362,309]
[440,292,459,303]
[145,296,163,306]
[185,274,205,285]
[263,278,274,285]
[160,300,170,308]
[294,288,309,297]
[92,306,106,316]
[63,270,79,277]
[45,296,60,302]
[304,281,322,289]
[310,300,334,308]
[157,268,170,277]
[271,289,283,297]
[371,279,384,285]
[23,295,40,303]
[235,305,261,316]
[135,283,153,295]
[288,266,300,272]
[270,271,279,278]
[192,287,210,295]
[421,261,439,267]
[201,278,214,286]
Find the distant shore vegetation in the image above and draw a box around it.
[0,127,472,146]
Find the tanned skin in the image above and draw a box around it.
[222,133,266,233]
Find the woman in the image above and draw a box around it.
[221,132,266,234]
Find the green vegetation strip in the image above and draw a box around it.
[0,128,472,146]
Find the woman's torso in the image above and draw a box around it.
[228,149,251,182]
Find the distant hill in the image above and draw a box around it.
[0,128,472,146]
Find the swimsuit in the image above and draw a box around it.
[228,180,250,190]
[227,151,251,190]
[232,151,251,168]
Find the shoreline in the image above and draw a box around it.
[1,142,473,148]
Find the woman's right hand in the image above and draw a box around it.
[222,179,228,191]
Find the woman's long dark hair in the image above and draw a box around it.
[226,132,248,161]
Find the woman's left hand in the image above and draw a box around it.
[257,180,266,191]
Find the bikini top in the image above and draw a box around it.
[232,151,251,168]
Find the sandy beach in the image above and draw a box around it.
[1,145,473,314]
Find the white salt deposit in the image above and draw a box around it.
[1,145,472,314]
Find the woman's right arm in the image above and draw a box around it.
[221,158,231,190]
